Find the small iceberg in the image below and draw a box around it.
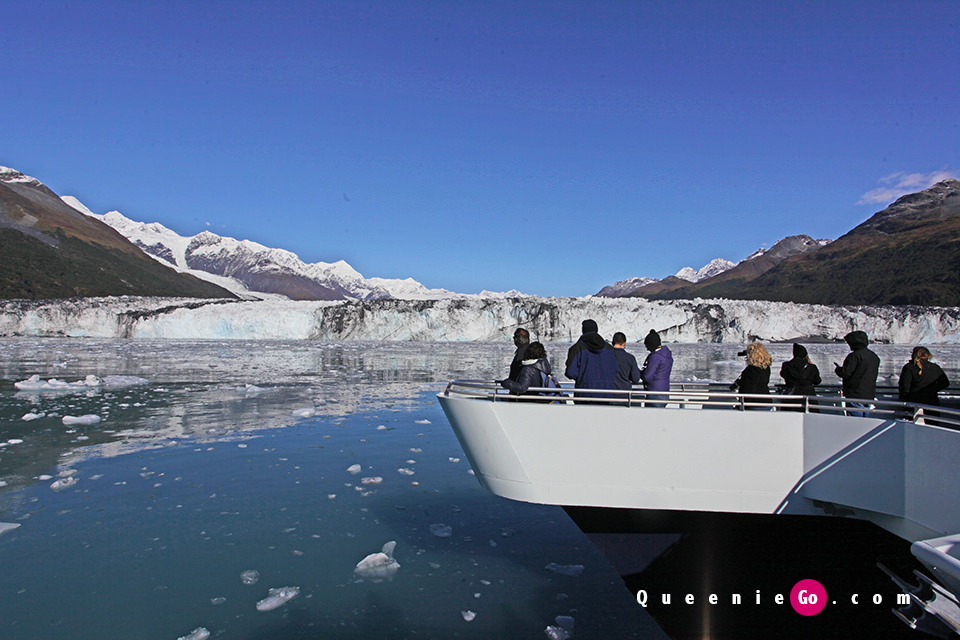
[178,628,210,640]
[62,415,102,426]
[50,476,79,492]
[255,586,300,611]
[429,523,453,538]
[354,540,401,581]
[0,522,21,536]
[15,374,101,391]
[461,610,477,622]
[240,569,260,585]
[346,463,362,474]
[544,615,575,640]
[360,476,383,485]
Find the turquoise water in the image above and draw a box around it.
[0,339,653,640]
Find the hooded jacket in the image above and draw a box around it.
[565,332,618,394]
[780,344,821,395]
[835,331,880,400]
[501,357,553,395]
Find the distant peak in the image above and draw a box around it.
[0,166,43,188]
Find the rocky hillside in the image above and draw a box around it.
[0,167,234,300]
[599,180,960,306]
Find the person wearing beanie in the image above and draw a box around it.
[780,343,821,396]
[640,329,673,407]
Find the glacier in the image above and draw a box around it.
[1,296,958,344]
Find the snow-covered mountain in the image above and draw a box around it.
[675,258,737,283]
[2,295,957,343]
[63,197,477,302]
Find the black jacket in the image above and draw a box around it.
[733,365,771,395]
[780,358,821,395]
[899,361,950,406]
[501,358,553,395]
[835,331,880,400]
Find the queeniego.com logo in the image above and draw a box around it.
[635,578,910,615]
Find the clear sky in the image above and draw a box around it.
[3,1,959,297]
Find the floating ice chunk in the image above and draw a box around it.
[429,524,453,538]
[544,615,575,639]
[397,468,415,476]
[292,407,316,418]
[240,569,261,585]
[461,610,476,621]
[15,374,101,391]
[415,419,431,424]
[545,563,584,576]
[360,476,382,485]
[22,412,45,421]
[346,464,362,474]
[256,586,300,611]
[354,540,401,581]
[50,476,79,492]
[449,457,461,463]
[0,522,21,536]
[6,439,24,445]
[377,425,387,430]
[210,597,226,605]
[62,414,101,426]
[178,627,210,640]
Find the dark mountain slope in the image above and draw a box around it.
[0,170,234,300]
[717,180,960,306]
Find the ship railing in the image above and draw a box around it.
[440,380,960,429]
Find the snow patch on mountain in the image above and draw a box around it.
[62,197,483,301]
[675,258,737,282]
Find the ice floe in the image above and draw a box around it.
[62,414,102,426]
[354,540,401,581]
[360,476,383,485]
[544,615,575,640]
[50,476,79,491]
[461,610,476,621]
[0,522,21,536]
[240,569,260,585]
[15,374,101,391]
[21,412,45,421]
[346,463,362,474]
[255,586,300,611]
[429,523,453,538]
[177,627,210,640]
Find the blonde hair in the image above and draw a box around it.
[745,342,772,369]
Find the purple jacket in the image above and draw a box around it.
[640,346,673,392]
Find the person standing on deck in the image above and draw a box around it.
[834,330,880,416]
[640,329,673,407]
[612,332,641,391]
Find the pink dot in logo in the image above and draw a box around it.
[791,579,827,616]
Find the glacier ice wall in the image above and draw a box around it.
[1,296,958,344]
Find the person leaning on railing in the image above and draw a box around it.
[730,343,772,410]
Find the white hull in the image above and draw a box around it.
[439,382,960,636]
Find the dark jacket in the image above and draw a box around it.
[734,365,771,395]
[640,346,673,392]
[508,343,529,381]
[565,333,618,396]
[780,358,821,395]
[835,331,880,401]
[501,357,553,396]
[899,361,950,406]
[613,347,642,391]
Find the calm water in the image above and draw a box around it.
[0,338,957,640]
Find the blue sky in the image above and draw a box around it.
[3,1,959,297]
